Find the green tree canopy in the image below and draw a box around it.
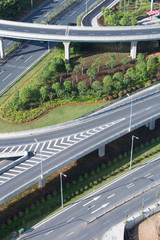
[91,81,102,91]
[52,82,61,92]
[63,81,72,92]
[40,86,49,102]
[103,75,112,86]
[113,72,124,82]
[77,81,88,93]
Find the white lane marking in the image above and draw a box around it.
[21,163,33,167]
[36,153,49,158]
[0,176,10,180]
[26,160,39,164]
[91,203,109,214]
[70,10,76,16]
[2,147,9,153]
[9,146,15,152]
[15,166,28,170]
[2,73,12,82]
[29,144,34,152]
[16,55,22,61]
[44,11,51,17]
[144,173,151,178]
[34,142,39,153]
[24,55,33,63]
[83,195,101,206]
[0,70,4,74]
[22,145,28,151]
[146,175,154,179]
[3,172,16,177]
[66,217,75,223]
[9,169,22,173]
[40,142,46,152]
[146,107,151,110]
[107,194,115,199]
[88,205,95,210]
[45,230,53,235]
[8,28,14,30]
[126,183,135,189]
[60,0,66,5]
[24,29,29,32]
[7,40,13,45]
[0,180,5,183]
[67,232,74,237]
[15,146,22,152]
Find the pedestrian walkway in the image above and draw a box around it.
[138,14,160,25]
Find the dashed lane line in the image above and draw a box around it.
[45,230,53,235]
[66,217,75,223]
[67,232,74,237]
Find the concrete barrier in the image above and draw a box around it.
[0,151,28,174]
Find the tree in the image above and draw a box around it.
[126,67,137,82]
[147,57,157,74]
[115,81,123,91]
[109,53,116,61]
[135,62,148,80]
[77,81,88,94]
[50,57,65,73]
[120,15,129,26]
[52,82,61,93]
[65,63,72,76]
[131,18,137,26]
[86,68,97,85]
[105,60,114,73]
[92,57,103,72]
[91,81,101,91]
[73,66,81,82]
[79,57,86,75]
[113,72,124,82]
[103,75,112,86]
[121,57,129,72]
[63,81,72,92]
[40,86,49,102]
[137,53,145,63]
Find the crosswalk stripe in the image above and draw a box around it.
[29,144,34,152]
[9,146,15,152]
[3,172,16,177]
[9,169,22,173]
[21,163,33,167]
[0,176,10,180]
[26,160,39,164]
[15,166,28,170]
[16,145,22,152]
[2,147,9,153]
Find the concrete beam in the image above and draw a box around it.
[130,40,137,59]
[0,37,4,59]
[149,120,155,130]
[98,145,105,157]
[63,41,70,63]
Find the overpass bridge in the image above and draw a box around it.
[0,20,160,60]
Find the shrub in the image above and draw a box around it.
[101,163,106,170]
[71,193,74,198]
[118,154,123,160]
[89,182,93,188]
[98,178,102,183]
[123,152,128,158]
[75,191,79,195]
[93,180,98,185]
[96,167,101,174]
[151,138,155,144]
[84,185,89,190]
[79,176,84,182]
[102,175,107,180]
[84,173,89,179]
[67,196,71,201]
[80,188,84,193]
[115,169,120,174]
[118,91,123,97]
[18,211,24,218]
[113,157,117,163]
[91,170,96,176]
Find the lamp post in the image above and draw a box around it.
[127,93,132,132]
[34,138,43,180]
[130,135,139,170]
[60,172,67,208]
[31,0,33,9]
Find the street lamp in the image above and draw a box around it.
[129,135,139,170]
[34,138,43,180]
[127,93,132,132]
[60,172,67,208]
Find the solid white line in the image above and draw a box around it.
[88,205,95,210]
[2,73,12,82]
[16,55,22,61]
[24,55,32,63]
[107,194,115,199]
[67,232,74,237]
[70,10,76,16]
[7,41,13,45]
[45,230,53,235]
[0,70,4,74]
[146,107,151,110]
[66,217,75,223]
[146,175,154,179]
[144,173,151,178]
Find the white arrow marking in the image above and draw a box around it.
[83,195,101,206]
[91,202,109,214]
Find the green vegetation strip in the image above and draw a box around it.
[1,137,160,240]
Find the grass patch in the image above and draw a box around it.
[0,103,105,132]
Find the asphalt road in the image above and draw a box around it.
[0,84,160,204]
[0,0,97,95]
[17,156,160,240]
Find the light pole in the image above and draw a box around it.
[31,0,33,9]
[86,0,88,12]
[127,93,132,132]
[60,172,67,208]
[34,138,43,180]
[130,135,139,170]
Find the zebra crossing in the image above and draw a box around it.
[0,118,125,186]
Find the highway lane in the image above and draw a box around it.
[0,88,160,204]
[17,156,160,239]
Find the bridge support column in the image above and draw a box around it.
[39,177,45,188]
[98,145,105,157]
[0,37,5,59]
[63,41,70,63]
[148,120,155,130]
[130,41,137,59]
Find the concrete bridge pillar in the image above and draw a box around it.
[98,145,105,157]
[0,37,5,59]
[63,41,70,63]
[39,177,45,188]
[130,41,137,59]
[148,120,155,130]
